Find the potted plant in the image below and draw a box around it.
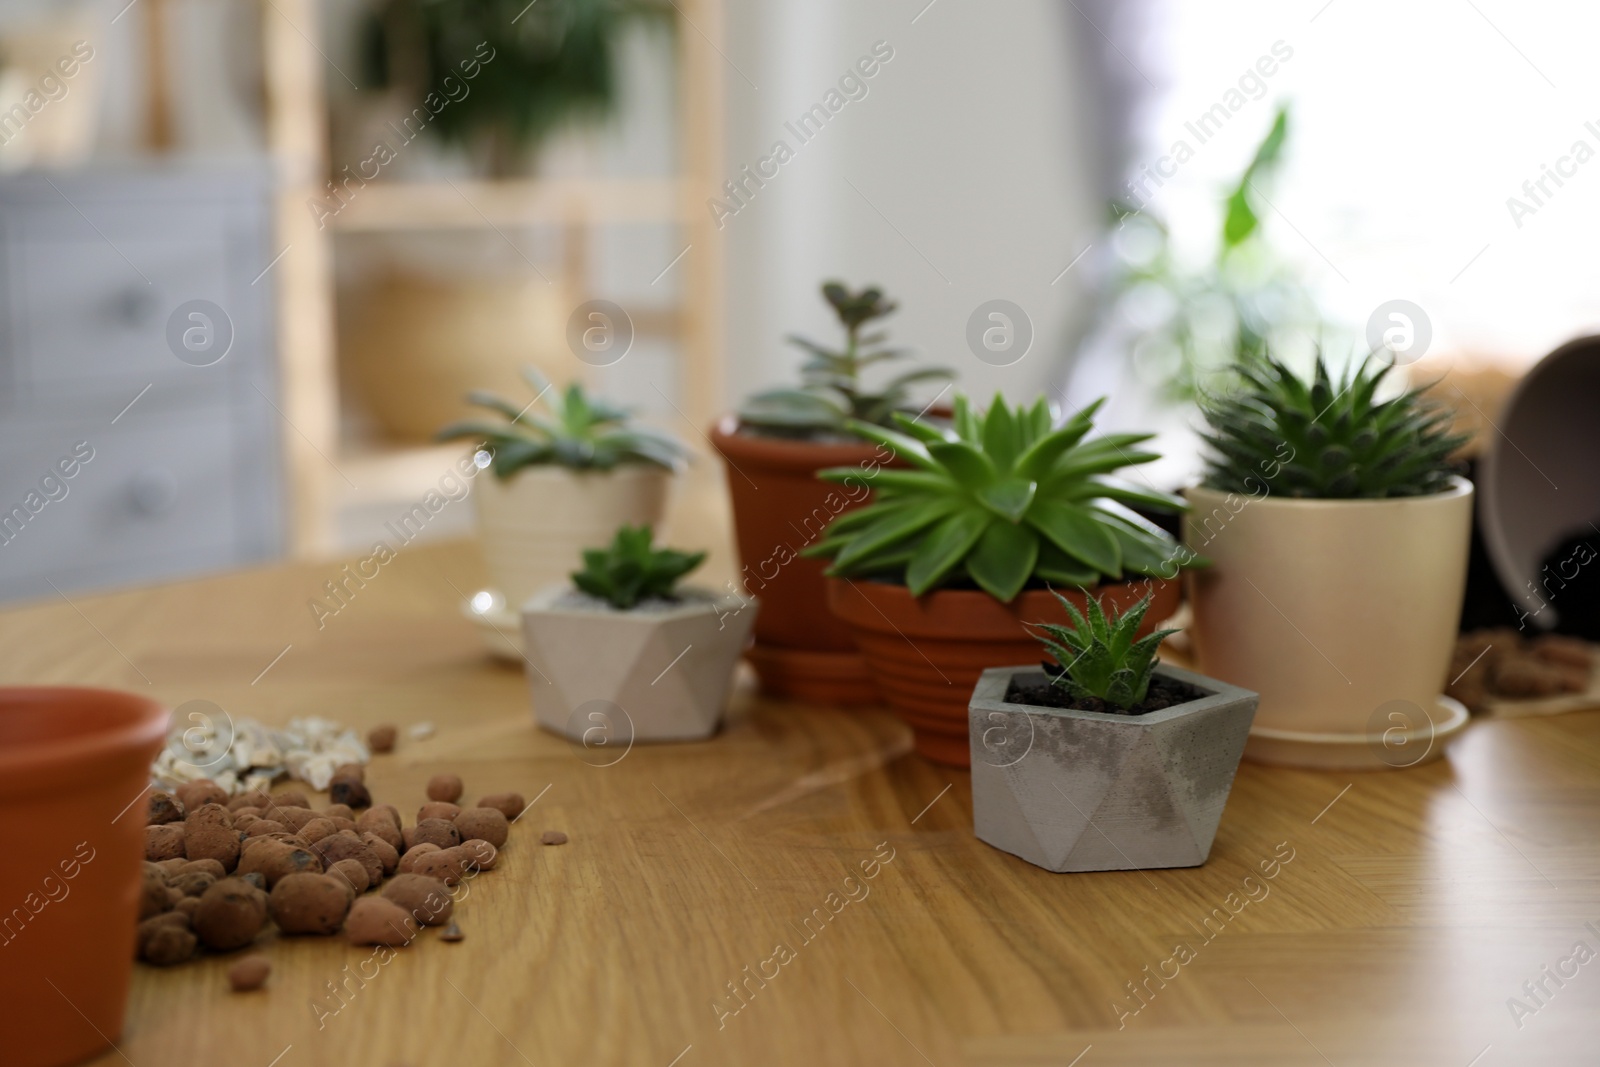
[969,594,1257,872]
[806,393,1196,766]
[521,525,756,742]
[438,369,688,627]
[711,282,952,705]
[1186,355,1474,769]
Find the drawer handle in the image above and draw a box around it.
[129,468,178,516]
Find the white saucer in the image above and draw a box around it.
[1244,695,1470,771]
[459,590,525,662]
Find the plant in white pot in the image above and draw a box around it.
[438,370,688,643]
[970,593,1258,872]
[1185,355,1474,769]
[522,525,757,743]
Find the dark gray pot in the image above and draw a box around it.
[968,663,1258,873]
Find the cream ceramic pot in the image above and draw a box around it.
[474,464,672,609]
[1183,478,1473,761]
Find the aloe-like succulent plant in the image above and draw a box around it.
[803,393,1194,602]
[1031,592,1177,710]
[737,281,952,436]
[571,525,705,610]
[1199,354,1468,499]
[437,368,687,479]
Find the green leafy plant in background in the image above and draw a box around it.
[1031,592,1177,711]
[571,524,705,609]
[363,0,669,176]
[436,368,687,479]
[803,394,1196,602]
[737,281,952,438]
[1199,354,1469,499]
[1104,104,1321,403]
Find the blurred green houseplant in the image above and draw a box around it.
[364,0,669,175]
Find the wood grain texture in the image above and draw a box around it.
[2,538,1597,1067]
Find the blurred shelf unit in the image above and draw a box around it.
[326,177,688,232]
[263,0,726,559]
[0,167,283,600]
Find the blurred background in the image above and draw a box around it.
[0,0,1591,602]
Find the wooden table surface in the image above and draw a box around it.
[5,536,1599,1067]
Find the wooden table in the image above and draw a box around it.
[5,539,1598,1067]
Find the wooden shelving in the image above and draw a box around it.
[261,0,726,558]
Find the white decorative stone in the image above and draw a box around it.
[969,663,1258,872]
[521,588,758,743]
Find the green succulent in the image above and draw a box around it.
[1199,354,1469,499]
[802,393,1196,602]
[571,525,705,610]
[1031,592,1177,710]
[737,281,952,437]
[437,368,687,479]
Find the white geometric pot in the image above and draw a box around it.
[521,588,758,743]
[969,663,1258,872]
[475,464,672,610]
[1184,478,1474,768]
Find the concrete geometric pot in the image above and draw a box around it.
[968,662,1257,873]
[521,587,757,743]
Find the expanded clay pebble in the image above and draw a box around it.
[145,824,185,862]
[381,874,453,926]
[454,808,508,848]
[311,833,383,888]
[246,820,288,838]
[237,839,322,888]
[269,873,351,935]
[368,724,397,753]
[169,871,216,898]
[409,850,464,886]
[541,831,568,846]
[417,802,460,823]
[299,817,338,844]
[140,864,171,919]
[176,779,228,811]
[147,792,185,825]
[346,897,415,946]
[361,833,400,876]
[194,878,269,951]
[397,844,440,874]
[458,840,497,871]
[226,790,274,813]
[137,917,197,966]
[323,803,356,821]
[272,790,310,810]
[182,804,240,872]
[178,858,226,879]
[357,809,403,852]
[475,793,524,820]
[327,858,370,896]
[228,956,271,992]
[329,778,371,809]
[405,819,459,851]
[426,774,463,803]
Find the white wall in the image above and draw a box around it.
[720,0,1099,414]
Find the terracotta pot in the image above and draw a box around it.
[710,417,890,705]
[827,578,1181,766]
[1184,479,1474,768]
[474,463,673,610]
[0,687,169,1067]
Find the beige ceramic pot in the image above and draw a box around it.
[1183,478,1474,768]
[340,271,565,442]
[475,464,673,610]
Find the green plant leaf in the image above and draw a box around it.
[976,478,1037,522]
[1026,499,1122,578]
[905,509,992,594]
[965,520,1038,602]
